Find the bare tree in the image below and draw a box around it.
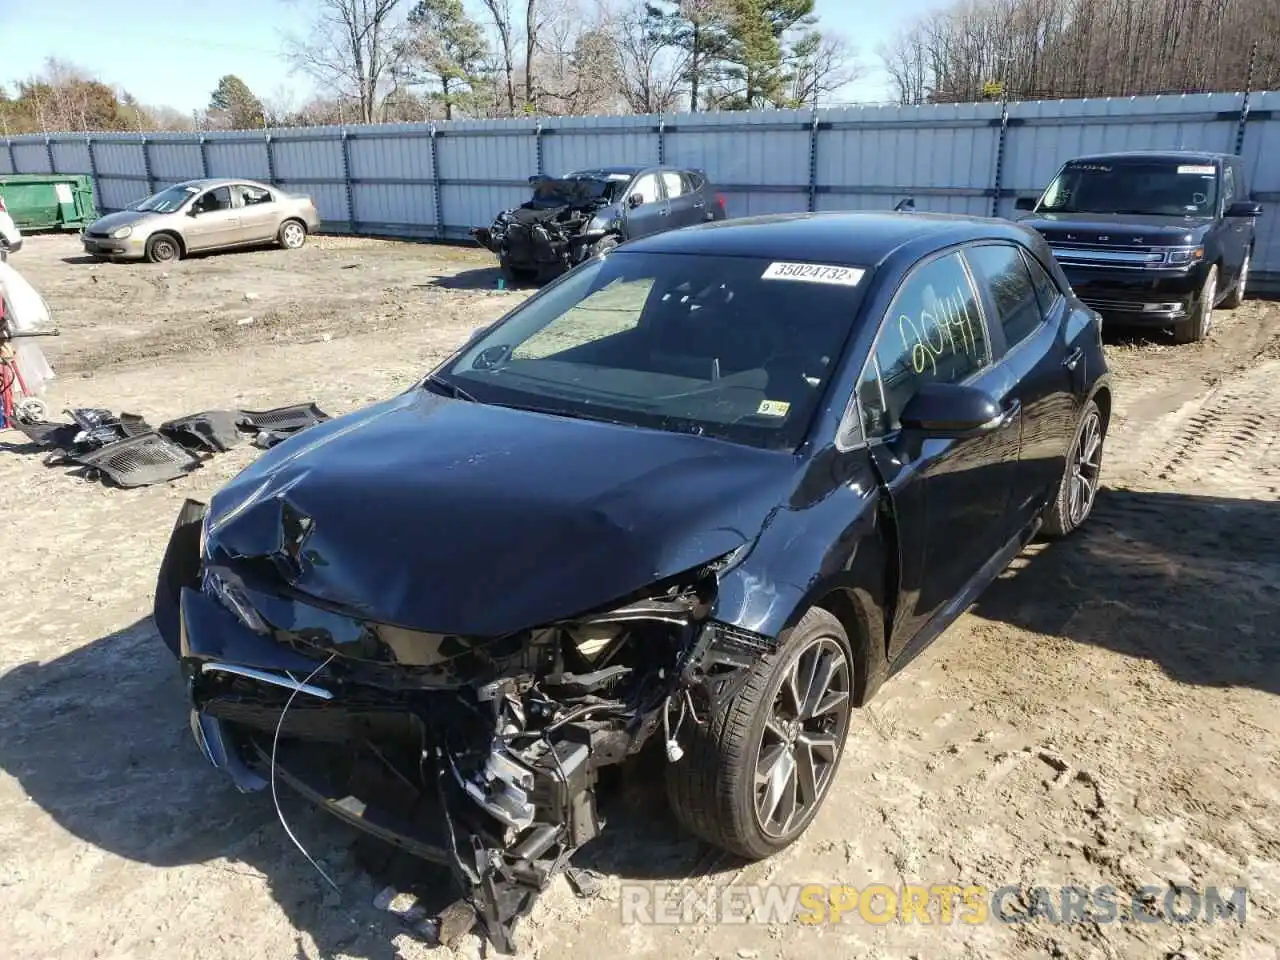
[615,0,687,113]
[535,7,626,115]
[784,31,860,107]
[282,0,408,124]
[479,0,519,114]
[880,0,1278,105]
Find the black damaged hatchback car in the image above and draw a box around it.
[154,211,1112,952]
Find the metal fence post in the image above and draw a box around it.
[264,132,277,185]
[807,109,820,213]
[198,136,210,178]
[45,137,57,174]
[657,117,666,165]
[430,125,445,240]
[85,136,99,206]
[339,129,356,231]
[534,121,544,176]
[991,99,1010,218]
[140,136,155,194]
[1234,40,1258,156]
[6,138,18,174]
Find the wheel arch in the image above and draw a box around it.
[808,586,889,707]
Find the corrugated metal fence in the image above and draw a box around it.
[3,90,1278,283]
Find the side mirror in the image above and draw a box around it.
[627,193,644,209]
[899,382,1014,439]
[1014,196,1037,211]
[187,207,200,217]
[1225,200,1263,218]
[893,198,915,212]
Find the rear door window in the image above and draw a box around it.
[1022,252,1064,316]
[964,243,1045,350]
[236,184,273,206]
[661,171,685,198]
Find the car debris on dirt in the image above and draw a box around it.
[9,402,331,487]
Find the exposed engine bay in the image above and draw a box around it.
[471,175,624,279]
[155,498,778,954]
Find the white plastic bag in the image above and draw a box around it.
[0,259,56,397]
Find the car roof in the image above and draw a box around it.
[568,165,647,177]
[171,177,271,190]
[618,211,1035,268]
[1067,150,1233,164]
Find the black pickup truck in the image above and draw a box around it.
[1015,151,1262,343]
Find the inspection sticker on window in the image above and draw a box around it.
[1177,165,1215,175]
[757,399,791,417]
[761,262,865,286]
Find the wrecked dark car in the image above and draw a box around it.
[154,211,1111,953]
[471,164,726,283]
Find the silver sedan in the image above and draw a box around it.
[81,178,321,263]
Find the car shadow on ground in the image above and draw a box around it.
[417,267,540,291]
[0,618,722,958]
[974,487,1280,695]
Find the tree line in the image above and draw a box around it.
[881,0,1280,105]
[0,0,858,133]
[5,0,1279,135]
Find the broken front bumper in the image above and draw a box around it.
[153,500,605,954]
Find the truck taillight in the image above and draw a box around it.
[716,193,726,208]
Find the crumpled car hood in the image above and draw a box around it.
[206,389,797,637]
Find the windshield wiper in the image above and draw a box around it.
[422,373,478,403]
[489,401,634,427]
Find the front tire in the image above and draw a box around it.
[499,256,538,285]
[278,219,308,250]
[666,607,854,860]
[1172,265,1217,343]
[1043,399,1105,538]
[145,233,182,264]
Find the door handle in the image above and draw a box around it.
[1063,347,1083,371]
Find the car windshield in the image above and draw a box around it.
[529,176,620,208]
[131,184,199,213]
[437,251,870,451]
[1036,159,1219,217]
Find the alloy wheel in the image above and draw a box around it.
[1067,409,1104,527]
[754,636,851,839]
[282,223,306,248]
[1202,271,1217,336]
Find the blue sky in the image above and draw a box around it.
[0,0,940,114]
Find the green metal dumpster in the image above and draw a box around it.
[0,174,99,231]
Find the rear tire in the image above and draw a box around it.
[145,233,182,264]
[1172,265,1217,343]
[665,607,854,860]
[1042,399,1105,538]
[1220,251,1249,309]
[278,219,308,250]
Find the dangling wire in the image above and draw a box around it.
[271,652,340,892]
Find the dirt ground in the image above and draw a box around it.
[1,233,1277,960]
